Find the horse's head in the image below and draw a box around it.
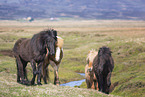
[86,49,98,72]
[55,36,64,61]
[43,29,58,56]
[46,36,56,56]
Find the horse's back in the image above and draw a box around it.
[93,46,114,70]
[13,38,27,54]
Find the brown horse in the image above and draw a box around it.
[13,29,57,85]
[85,49,99,90]
[42,36,64,85]
[93,46,114,94]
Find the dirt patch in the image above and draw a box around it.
[0,50,14,57]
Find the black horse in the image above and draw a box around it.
[13,29,57,85]
[93,46,114,94]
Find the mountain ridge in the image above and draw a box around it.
[0,0,145,20]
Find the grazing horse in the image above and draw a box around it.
[85,49,99,90]
[42,36,64,85]
[93,46,114,94]
[13,29,57,85]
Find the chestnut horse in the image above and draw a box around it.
[13,29,57,85]
[42,36,64,85]
[85,49,99,90]
[93,46,114,94]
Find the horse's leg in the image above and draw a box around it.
[54,70,60,85]
[86,79,91,88]
[46,67,50,82]
[106,72,112,94]
[97,74,103,92]
[91,81,95,89]
[22,60,28,82]
[37,62,43,85]
[90,74,95,89]
[16,59,20,83]
[50,60,60,85]
[93,72,99,90]
[30,60,37,85]
[15,56,27,84]
[107,72,111,88]
[96,82,99,91]
[93,79,99,90]
[43,63,49,84]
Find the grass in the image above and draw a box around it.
[0,19,145,96]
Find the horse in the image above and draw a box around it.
[42,36,64,85]
[93,46,114,94]
[13,29,57,85]
[85,49,99,90]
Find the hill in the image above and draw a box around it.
[0,0,145,20]
[0,70,112,97]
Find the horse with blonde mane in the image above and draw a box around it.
[42,36,64,85]
[85,49,99,90]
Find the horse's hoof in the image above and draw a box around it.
[31,83,36,86]
[37,82,42,85]
[31,81,35,85]
[17,79,21,83]
[25,81,31,86]
[20,80,29,85]
[54,81,60,86]
[17,81,21,83]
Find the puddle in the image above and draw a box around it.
[60,73,85,87]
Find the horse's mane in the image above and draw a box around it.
[86,49,98,63]
[56,36,64,48]
[43,28,57,41]
[98,46,112,61]
[30,29,57,52]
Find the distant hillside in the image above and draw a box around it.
[0,0,145,20]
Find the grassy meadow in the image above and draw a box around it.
[0,19,145,97]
